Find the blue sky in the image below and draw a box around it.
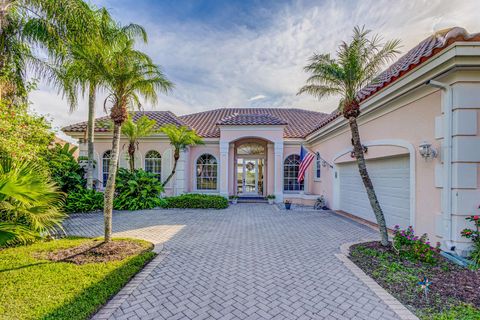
[30,0,480,140]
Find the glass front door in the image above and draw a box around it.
[237,158,264,196]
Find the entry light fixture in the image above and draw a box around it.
[418,142,437,160]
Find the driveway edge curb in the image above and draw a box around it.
[91,244,167,320]
[336,240,419,320]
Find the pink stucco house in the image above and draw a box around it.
[64,27,480,255]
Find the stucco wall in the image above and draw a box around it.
[307,90,442,242]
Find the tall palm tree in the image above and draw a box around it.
[298,26,400,246]
[98,38,172,242]
[159,124,203,187]
[57,10,148,189]
[121,114,157,172]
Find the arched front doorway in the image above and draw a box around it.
[235,141,266,196]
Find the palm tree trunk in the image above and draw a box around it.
[128,142,135,172]
[103,122,121,243]
[348,116,389,246]
[86,84,96,189]
[162,149,179,187]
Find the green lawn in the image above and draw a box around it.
[0,237,156,320]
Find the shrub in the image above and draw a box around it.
[43,143,86,193]
[0,157,65,246]
[393,225,440,264]
[113,168,165,211]
[65,188,104,213]
[162,194,228,209]
[461,215,480,267]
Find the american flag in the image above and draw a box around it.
[297,145,315,183]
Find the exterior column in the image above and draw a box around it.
[273,141,284,203]
[219,141,229,197]
[174,149,187,195]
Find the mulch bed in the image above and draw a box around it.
[36,239,150,265]
[349,241,480,316]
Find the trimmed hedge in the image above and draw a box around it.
[161,194,228,209]
[65,188,104,213]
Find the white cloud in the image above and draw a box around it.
[29,0,480,135]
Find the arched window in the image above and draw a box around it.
[145,150,161,179]
[102,150,111,187]
[315,152,321,179]
[196,154,217,190]
[284,154,304,191]
[236,142,265,155]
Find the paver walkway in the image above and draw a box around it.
[63,204,400,320]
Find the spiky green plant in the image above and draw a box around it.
[0,156,66,246]
[159,125,204,187]
[298,26,401,246]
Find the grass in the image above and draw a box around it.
[350,242,480,320]
[0,237,156,320]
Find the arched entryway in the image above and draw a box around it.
[234,139,267,197]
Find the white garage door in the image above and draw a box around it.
[338,155,410,228]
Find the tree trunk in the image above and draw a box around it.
[86,84,96,189]
[128,142,135,172]
[103,122,121,243]
[162,148,179,187]
[348,116,389,246]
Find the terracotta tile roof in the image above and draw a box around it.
[357,27,480,102]
[217,113,288,126]
[62,111,186,133]
[179,108,329,138]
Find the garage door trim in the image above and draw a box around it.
[331,139,416,227]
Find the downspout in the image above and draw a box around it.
[426,79,454,251]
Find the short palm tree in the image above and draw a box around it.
[98,38,172,242]
[121,114,158,172]
[0,156,65,246]
[159,124,204,187]
[298,26,401,246]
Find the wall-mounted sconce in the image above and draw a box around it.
[418,142,437,160]
[350,145,368,158]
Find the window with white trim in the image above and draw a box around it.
[145,150,161,179]
[102,150,111,187]
[283,154,304,191]
[196,154,217,190]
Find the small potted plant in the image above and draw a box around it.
[284,200,292,210]
[229,195,239,204]
[266,194,275,205]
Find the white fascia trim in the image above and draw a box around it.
[305,42,480,143]
[219,125,286,131]
[332,139,416,228]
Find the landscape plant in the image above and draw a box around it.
[461,214,480,267]
[113,168,165,211]
[43,143,85,193]
[159,124,203,187]
[121,115,158,172]
[298,26,401,246]
[64,188,103,213]
[162,194,228,209]
[393,225,441,264]
[0,156,65,246]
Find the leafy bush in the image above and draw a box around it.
[0,157,65,246]
[43,143,86,193]
[461,215,480,267]
[162,194,228,209]
[393,225,440,264]
[65,188,104,213]
[113,168,165,211]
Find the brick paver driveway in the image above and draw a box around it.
[64,204,400,320]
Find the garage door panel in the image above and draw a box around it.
[338,156,410,228]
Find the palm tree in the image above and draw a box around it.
[298,26,400,246]
[159,124,203,187]
[121,114,158,172]
[98,38,172,242]
[57,11,147,189]
[0,156,65,246]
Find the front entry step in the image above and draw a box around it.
[237,196,267,203]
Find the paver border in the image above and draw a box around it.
[92,244,168,320]
[336,240,419,320]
